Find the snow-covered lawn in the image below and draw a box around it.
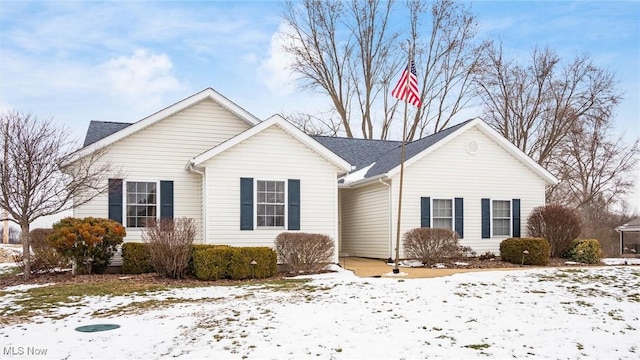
[1,265,638,359]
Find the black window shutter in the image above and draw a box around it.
[288,179,301,230]
[420,197,431,228]
[108,179,123,224]
[240,178,254,230]
[512,199,521,238]
[160,181,174,219]
[454,198,464,238]
[481,198,490,238]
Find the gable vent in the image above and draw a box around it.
[466,138,479,155]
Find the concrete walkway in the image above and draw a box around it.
[339,256,524,279]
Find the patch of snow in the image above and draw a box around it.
[341,163,375,184]
[601,258,640,265]
[3,283,55,292]
[383,270,408,277]
[0,263,19,275]
[452,262,469,266]
[401,260,424,267]
[0,267,637,359]
[291,264,357,280]
[432,263,447,269]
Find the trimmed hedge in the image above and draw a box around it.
[192,245,277,281]
[229,247,278,280]
[122,243,154,274]
[499,237,550,266]
[120,243,278,280]
[192,245,234,281]
[568,239,600,264]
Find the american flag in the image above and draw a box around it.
[391,60,421,107]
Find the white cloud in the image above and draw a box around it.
[102,49,185,110]
[258,23,298,97]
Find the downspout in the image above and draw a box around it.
[187,161,207,244]
[379,178,393,263]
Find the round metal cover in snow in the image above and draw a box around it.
[75,324,121,333]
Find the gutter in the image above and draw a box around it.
[378,178,393,263]
[186,160,207,243]
[341,173,388,189]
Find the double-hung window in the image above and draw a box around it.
[126,181,157,228]
[432,199,453,230]
[256,180,285,227]
[492,200,511,236]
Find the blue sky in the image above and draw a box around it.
[1,0,639,212]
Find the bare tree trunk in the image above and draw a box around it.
[20,222,30,278]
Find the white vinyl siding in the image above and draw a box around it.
[73,98,252,255]
[390,126,548,256]
[201,125,342,263]
[340,183,390,259]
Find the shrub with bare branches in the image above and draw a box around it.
[527,205,581,257]
[403,228,463,265]
[275,232,334,274]
[142,218,196,279]
[30,228,69,273]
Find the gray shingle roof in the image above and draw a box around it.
[83,121,132,147]
[311,136,401,171]
[84,118,474,182]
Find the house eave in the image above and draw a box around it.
[342,174,389,188]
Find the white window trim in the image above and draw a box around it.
[123,179,160,229]
[491,199,512,238]
[431,197,454,231]
[254,178,288,230]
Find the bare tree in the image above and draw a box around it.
[281,0,482,140]
[474,44,622,168]
[551,117,639,209]
[406,0,485,140]
[0,111,113,278]
[475,42,638,220]
[282,0,357,137]
[285,111,342,136]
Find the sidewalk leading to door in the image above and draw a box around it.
[338,256,524,279]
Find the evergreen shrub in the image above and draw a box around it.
[499,237,550,266]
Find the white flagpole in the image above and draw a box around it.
[394,43,412,274]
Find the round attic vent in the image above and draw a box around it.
[466,138,479,154]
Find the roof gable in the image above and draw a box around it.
[365,119,472,178]
[189,114,351,172]
[335,118,557,187]
[66,88,261,164]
